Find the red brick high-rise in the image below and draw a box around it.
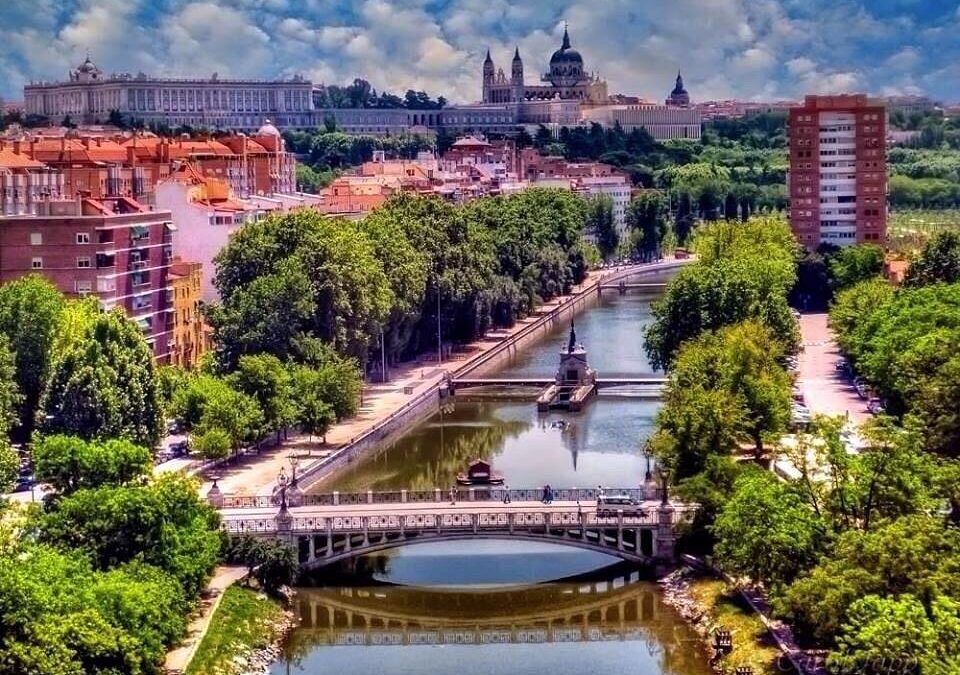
[788,95,887,248]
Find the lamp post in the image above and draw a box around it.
[289,455,300,488]
[437,286,442,365]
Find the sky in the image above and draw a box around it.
[1,0,959,104]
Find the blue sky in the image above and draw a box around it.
[1,0,959,103]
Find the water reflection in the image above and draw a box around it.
[276,568,710,675]
[331,399,660,491]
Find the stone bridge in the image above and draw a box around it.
[213,486,694,569]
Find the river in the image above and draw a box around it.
[272,281,711,675]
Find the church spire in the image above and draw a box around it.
[513,45,521,61]
[561,24,571,50]
[484,48,492,63]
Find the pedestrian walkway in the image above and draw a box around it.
[164,565,248,674]
[797,313,870,424]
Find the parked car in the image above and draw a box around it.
[169,439,190,456]
[14,473,34,492]
[597,495,647,517]
[867,398,884,415]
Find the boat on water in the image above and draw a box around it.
[456,459,505,486]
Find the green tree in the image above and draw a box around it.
[0,275,65,438]
[0,335,22,437]
[38,309,163,448]
[190,427,231,461]
[666,320,792,455]
[625,190,670,260]
[914,355,960,457]
[292,366,336,443]
[32,435,152,494]
[776,515,960,644]
[828,594,960,675]
[585,194,619,260]
[0,442,17,493]
[228,353,296,442]
[712,468,825,588]
[828,244,885,290]
[904,230,960,287]
[37,473,222,598]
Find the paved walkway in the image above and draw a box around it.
[198,262,682,498]
[797,313,870,424]
[163,565,248,674]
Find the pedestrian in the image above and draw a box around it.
[449,485,457,505]
[546,484,553,505]
[503,485,511,504]
[541,484,549,504]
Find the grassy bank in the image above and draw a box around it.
[186,586,288,675]
[686,578,787,675]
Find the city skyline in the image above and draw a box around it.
[1,0,959,104]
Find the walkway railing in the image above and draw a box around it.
[219,485,663,510]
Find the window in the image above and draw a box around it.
[76,256,92,269]
[76,232,90,244]
[30,232,42,245]
[31,257,42,269]
[75,280,92,295]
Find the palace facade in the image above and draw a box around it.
[24,56,314,130]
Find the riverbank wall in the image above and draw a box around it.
[295,259,689,492]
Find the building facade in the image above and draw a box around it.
[0,195,175,361]
[0,143,64,215]
[788,94,887,247]
[24,56,314,130]
[580,104,702,140]
[482,28,608,105]
[168,258,208,368]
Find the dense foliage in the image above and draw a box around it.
[38,309,164,449]
[0,275,65,439]
[644,216,799,370]
[209,190,589,371]
[830,279,960,452]
[1,436,221,674]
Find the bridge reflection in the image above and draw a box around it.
[285,572,705,659]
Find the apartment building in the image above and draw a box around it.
[0,195,175,361]
[788,95,887,247]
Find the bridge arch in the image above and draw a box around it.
[292,522,662,571]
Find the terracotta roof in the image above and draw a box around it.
[0,147,45,169]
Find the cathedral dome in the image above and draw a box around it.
[77,56,99,74]
[549,27,583,66]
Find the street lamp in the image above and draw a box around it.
[289,455,300,488]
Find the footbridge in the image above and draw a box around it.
[597,282,669,295]
[449,377,667,391]
[212,486,694,569]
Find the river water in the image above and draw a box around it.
[273,281,711,675]
[329,289,663,491]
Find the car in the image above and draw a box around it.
[792,390,805,404]
[13,473,34,492]
[835,358,849,373]
[169,439,190,455]
[596,495,647,517]
[867,398,884,415]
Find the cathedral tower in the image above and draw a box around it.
[511,47,524,103]
[482,49,495,103]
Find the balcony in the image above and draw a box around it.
[130,273,150,288]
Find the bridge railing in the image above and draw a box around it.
[219,508,679,534]
[219,485,663,510]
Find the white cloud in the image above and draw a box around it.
[0,0,950,102]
